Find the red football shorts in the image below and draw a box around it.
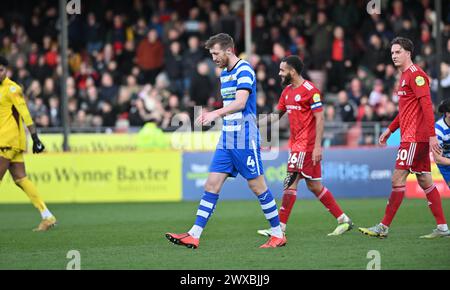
[287,151,321,180]
[395,142,431,174]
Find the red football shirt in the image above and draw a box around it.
[396,64,433,142]
[277,80,323,152]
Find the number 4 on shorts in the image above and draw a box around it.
[247,156,255,168]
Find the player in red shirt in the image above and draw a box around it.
[359,37,449,238]
[257,55,353,237]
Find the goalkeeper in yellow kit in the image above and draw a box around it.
[0,56,56,231]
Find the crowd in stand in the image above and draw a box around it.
[1,0,450,144]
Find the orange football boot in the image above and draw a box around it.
[259,235,287,248]
[165,232,199,249]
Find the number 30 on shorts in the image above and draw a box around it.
[396,149,408,161]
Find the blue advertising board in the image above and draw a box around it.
[182,148,398,201]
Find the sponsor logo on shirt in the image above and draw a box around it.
[286,105,302,111]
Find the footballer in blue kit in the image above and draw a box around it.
[209,54,263,179]
[434,99,450,187]
[166,33,286,249]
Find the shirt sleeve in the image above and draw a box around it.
[9,85,34,126]
[410,71,430,99]
[236,65,255,92]
[410,71,435,137]
[309,89,323,112]
[419,95,436,137]
[388,114,400,133]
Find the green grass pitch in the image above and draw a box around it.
[0,199,449,269]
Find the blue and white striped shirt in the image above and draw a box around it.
[435,117,450,158]
[218,60,259,150]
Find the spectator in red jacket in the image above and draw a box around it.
[136,29,164,85]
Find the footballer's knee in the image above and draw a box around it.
[204,173,227,193]
[204,181,221,194]
[204,178,223,193]
[306,180,322,194]
[247,176,267,195]
[391,170,408,187]
[416,173,433,189]
[247,175,268,195]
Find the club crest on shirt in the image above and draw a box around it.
[295,94,301,102]
[10,86,17,93]
[415,76,425,86]
[312,93,321,102]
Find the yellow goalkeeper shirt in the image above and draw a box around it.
[0,77,33,151]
